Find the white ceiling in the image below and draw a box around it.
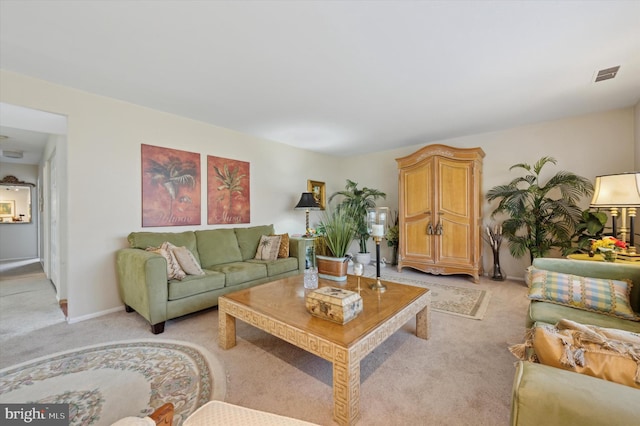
[1,1,639,158]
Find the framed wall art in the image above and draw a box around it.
[141,144,201,227]
[307,180,326,210]
[0,200,15,218]
[207,155,250,224]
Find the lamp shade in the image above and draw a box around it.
[590,172,640,207]
[295,192,320,210]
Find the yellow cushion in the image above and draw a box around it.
[516,319,640,389]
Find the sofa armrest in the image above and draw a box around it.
[532,258,640,313]
[116,248,169,325]
[288,238,307,272]
[511,361,640,426]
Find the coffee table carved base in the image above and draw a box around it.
[218,278,431,426]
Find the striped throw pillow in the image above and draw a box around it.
[528,268,638,321]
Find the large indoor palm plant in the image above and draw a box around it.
[328,179,386,264]
[486,156,593,263]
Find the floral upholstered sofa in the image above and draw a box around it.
[116,224,305,333]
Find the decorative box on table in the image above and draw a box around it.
[305,287,363,324]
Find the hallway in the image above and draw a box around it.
[0,258,65,342]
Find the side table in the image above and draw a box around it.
[567,253,638,265]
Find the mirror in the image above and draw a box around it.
[0,176,34,224]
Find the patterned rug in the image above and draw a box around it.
[0,340,226,426]
[361,265,491,320]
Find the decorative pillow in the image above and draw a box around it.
[254,235,282,261]
[510,319,640,389]
[272,233,290,258]
[146,242,186,280]
[528,268,638,321]
[171,245,205,276]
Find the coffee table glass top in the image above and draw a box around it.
[220,274,429,348]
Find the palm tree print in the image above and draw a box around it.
[146,156,197,218]
[213,163,245,213]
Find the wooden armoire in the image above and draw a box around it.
[396,144,484,282]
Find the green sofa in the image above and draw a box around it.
[116,225,306,334]
[511,258,640,426]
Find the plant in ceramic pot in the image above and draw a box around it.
[486,157,592,264]
[314,205,358,281]
[328,179,386,266]
[385,209,399,265]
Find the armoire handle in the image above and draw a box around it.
[435,221,443,235]
[427,223,433,235]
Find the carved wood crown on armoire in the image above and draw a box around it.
[396,144,485,283]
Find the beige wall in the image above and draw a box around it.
[0,70,348,322]
[635,100,640,170]
[1,69,636,321]
[343,108,635,280]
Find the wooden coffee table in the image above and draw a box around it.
[218,274,431,425]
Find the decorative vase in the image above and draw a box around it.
[600,250,617,262]
[354,252,371,266]
[390,246,398,266]
[491,247,506,281]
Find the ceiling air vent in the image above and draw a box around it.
[1,150,24,159]
[594,66,620,82]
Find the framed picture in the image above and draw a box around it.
[207,155,251,224]
[0,200,15,218]
[141,144,201,227]
[307,180,326,210]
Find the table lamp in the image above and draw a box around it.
[295,192,320,237]
[590,172,640,255]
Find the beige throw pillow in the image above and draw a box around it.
[254,235,282,261]
[171,245,205,275]
[146,242,186,280]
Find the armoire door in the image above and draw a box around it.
[400,159,434,264]
[436,157,474,266]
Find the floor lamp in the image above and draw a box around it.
[590,172,640,256]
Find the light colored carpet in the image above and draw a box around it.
[0,276,65,339]
[361,264,491,319]
[0,269,530,426]
[0,339,224,426]
[0,258,46,280]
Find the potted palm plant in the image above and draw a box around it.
[314,205,358,281]
[486,156,593,264]
[328,179,386,266]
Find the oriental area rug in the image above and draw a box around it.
[362,265,491,320]
[0,340,226,426]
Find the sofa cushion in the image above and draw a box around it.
[528,301,640,333]
[235,225,275,260]
[196,229,242,268]
[528,268,638,321]
[254,235,281,261]
[513,319,640,389]
[511,361,640,426]
[208,262,267,286]
[168,270,226,300]
[247,257,299,276]
[128,231,199,259]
